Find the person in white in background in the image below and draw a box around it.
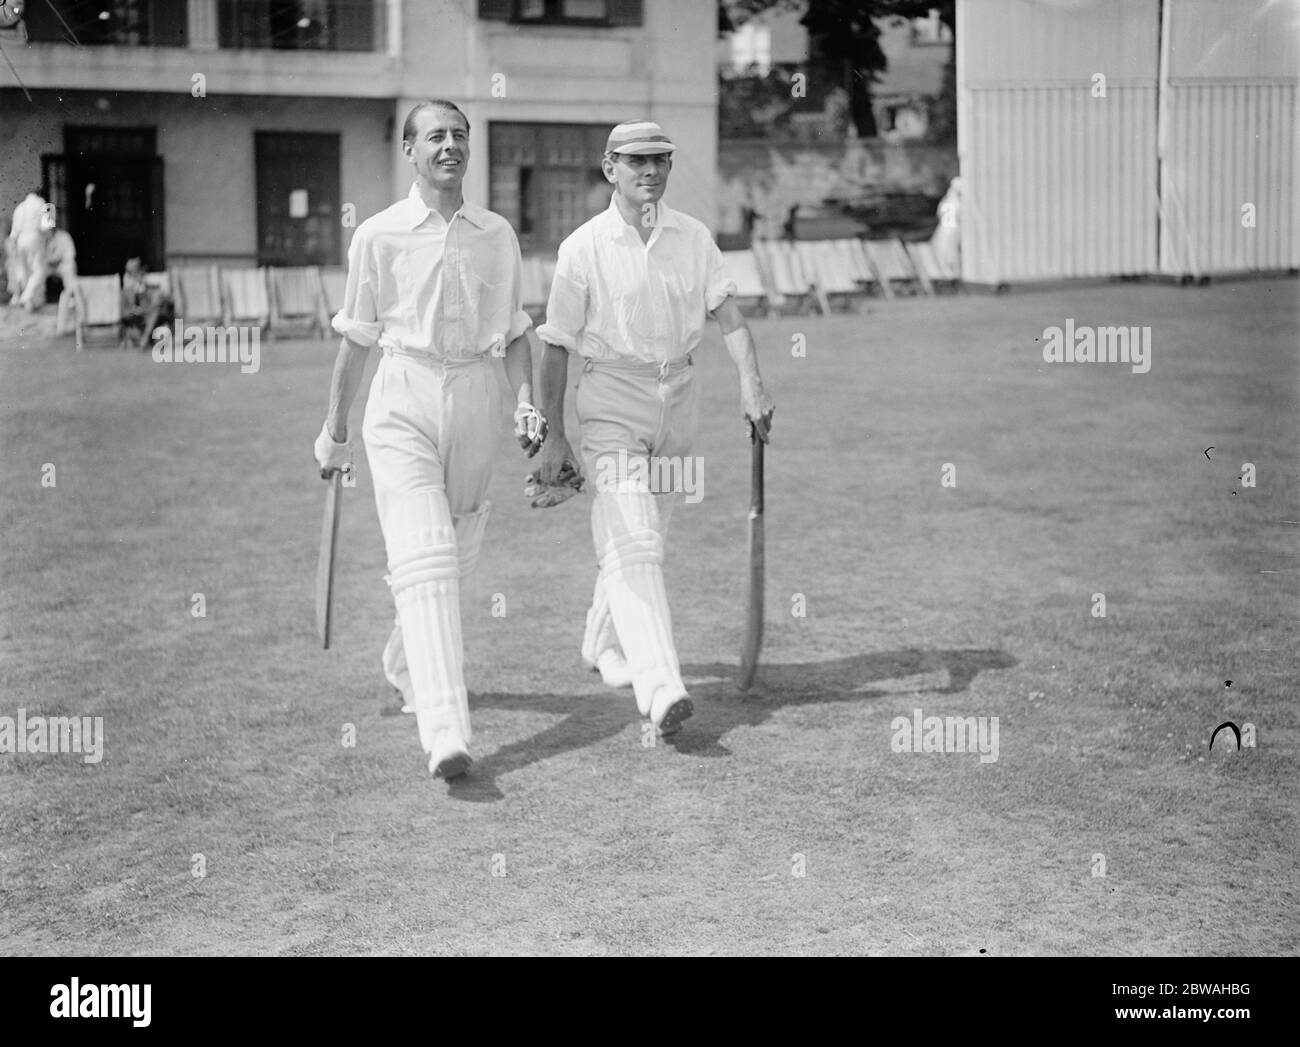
[314,100,547,781]
[7,190,52,311]
[536,120,775,738]
[931,175,962,277]
[45,225,78,335]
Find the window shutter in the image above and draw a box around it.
[479,0,513,20]
[607,0,643,27]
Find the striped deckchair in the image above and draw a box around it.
[904,240,960,293]
[521,256,550,323]
[221,267,271,329]
[753,240,817,315]
[317,266,346,336]
[73,275,123,351]
[269,266,325,337]
[720,249,770,316]
[172,265,223,325]
[864,238,928,297]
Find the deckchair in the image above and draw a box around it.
[171,265,223,325]
[753,240,817,315]
[521,256,550,324]
[73,275,123,351]
[269,266,325,337]
[720,249,770,317]
[864,238,928,297]
[316,266,346,337]
[904,240,960,293]
[221,267,271,330]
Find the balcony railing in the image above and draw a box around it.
[218,0,383,52]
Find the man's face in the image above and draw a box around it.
[603,151,672,209]
[403,107,470,192]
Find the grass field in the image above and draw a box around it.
[1,277,1296,956]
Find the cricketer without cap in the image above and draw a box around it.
[536,120,775,736]
[314,100,547,781]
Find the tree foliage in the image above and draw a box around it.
[720,0,954,139]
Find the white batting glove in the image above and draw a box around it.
[314,422,351,478]
[513,402,548,458]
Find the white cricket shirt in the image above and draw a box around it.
[332,183,532,359]
[537,198,736,363]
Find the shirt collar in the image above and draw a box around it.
[600,196,680,239]
[402,182,488,230]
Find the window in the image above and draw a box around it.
[478,0,642,28]
[489,123,610,254]
[22,1,186,46]
[729,23,772,75]
[255,133,342,266]
[218,0,381,51]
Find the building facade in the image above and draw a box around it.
[1,0,718,275]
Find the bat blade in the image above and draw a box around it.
[316,470,342,649]
[738,428,765,691]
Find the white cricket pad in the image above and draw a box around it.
[384,489,471,751]
[590,491,685,716]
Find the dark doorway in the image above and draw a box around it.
[49,127,165,276]
[255,132,341,267]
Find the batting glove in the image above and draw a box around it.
[524,460,584,509]
[314,422,351,478]
[513,402,548,458]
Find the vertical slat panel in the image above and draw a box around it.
[1163,81,1297,274]
[963,83,1157,281]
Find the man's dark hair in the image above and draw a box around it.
[402,100,470,142]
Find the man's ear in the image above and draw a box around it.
[401,138,414,164]
[601,157,617,184]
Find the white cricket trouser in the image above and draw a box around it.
[575,354,698,715]
[363,348,501,755]
[13,232,47,309]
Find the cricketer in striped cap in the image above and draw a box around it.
[604,120,677,156]
[535,118,775,740]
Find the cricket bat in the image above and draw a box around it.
[316,469,343,649]
[738,423,765,691]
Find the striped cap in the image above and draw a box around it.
[605,120,676,156]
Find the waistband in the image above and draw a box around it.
[581,353,693,380]
[380,346,489,370]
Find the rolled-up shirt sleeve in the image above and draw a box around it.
[536,239,587,352]
[704,237,737,314]
[331,227,382,347]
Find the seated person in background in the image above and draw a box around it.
[121,257,160,351]
[45,227,78,335]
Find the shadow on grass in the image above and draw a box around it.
[439,647,1017,802]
